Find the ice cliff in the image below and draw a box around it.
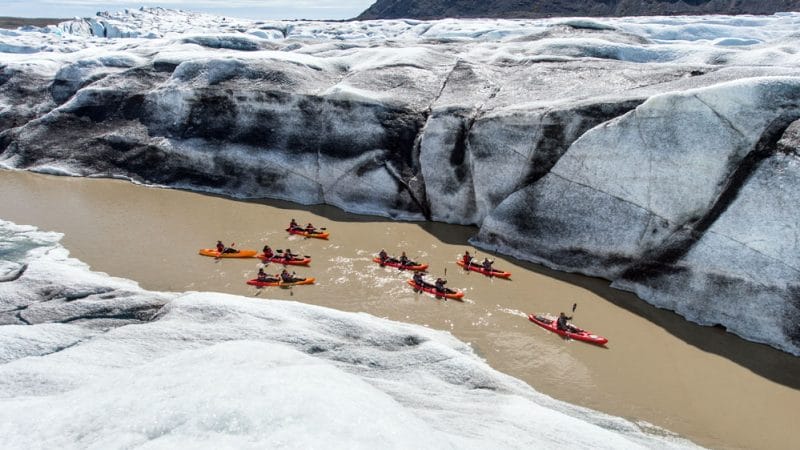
[0,8,798,354]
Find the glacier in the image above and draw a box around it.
[0,219,698,448]
[0,8,799,355]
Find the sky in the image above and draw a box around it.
[0,0,376,20]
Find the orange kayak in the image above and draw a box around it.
[287,228,330,239]
[246,277,316,287]
[199,249,258,258]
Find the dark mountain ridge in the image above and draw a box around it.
[357,0,800,20]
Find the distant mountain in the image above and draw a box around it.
[356,0,800,20]
[0,17,67,29]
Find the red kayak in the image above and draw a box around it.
[258,254,311,266]
[247,277,315,287]
[373,257,428,271]
[528,314,608,346]
[407,280,464,300]
[456,260,511,278]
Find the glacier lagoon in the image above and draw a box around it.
[0,216,701,449]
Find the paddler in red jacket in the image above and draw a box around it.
[462,251,472,267]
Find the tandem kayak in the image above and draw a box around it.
[247,277,316,287]
[372,257,428,271]
[456,260,511,278]
[528,313,608,346]
[407,280,464,300]
[198,249,258,258]
[258,254,311,266]
[286,228,329,239]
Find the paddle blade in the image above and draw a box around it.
[572,303,577,312]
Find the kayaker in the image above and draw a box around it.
[557,312,573,331]
[399,251,410,266]
[257,268,278,282]
[284,248,297,261]
[434,277,447,293]
[305,223,317,234]
[262,245,274,259]
[281,269,304,283]
[462,251,472,267]
[482,258,494,272]
[280,269,294,283]
[378,249,389,263]
[217,241,238,254]
[289,218,301,231]
[412,271,427,287]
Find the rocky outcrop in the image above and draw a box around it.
[357,0,800,20]
[2,9,800,354]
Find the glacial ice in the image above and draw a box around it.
[1,8,799,354]
[0,219,699,448]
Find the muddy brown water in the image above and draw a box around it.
[2,170,799,449]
